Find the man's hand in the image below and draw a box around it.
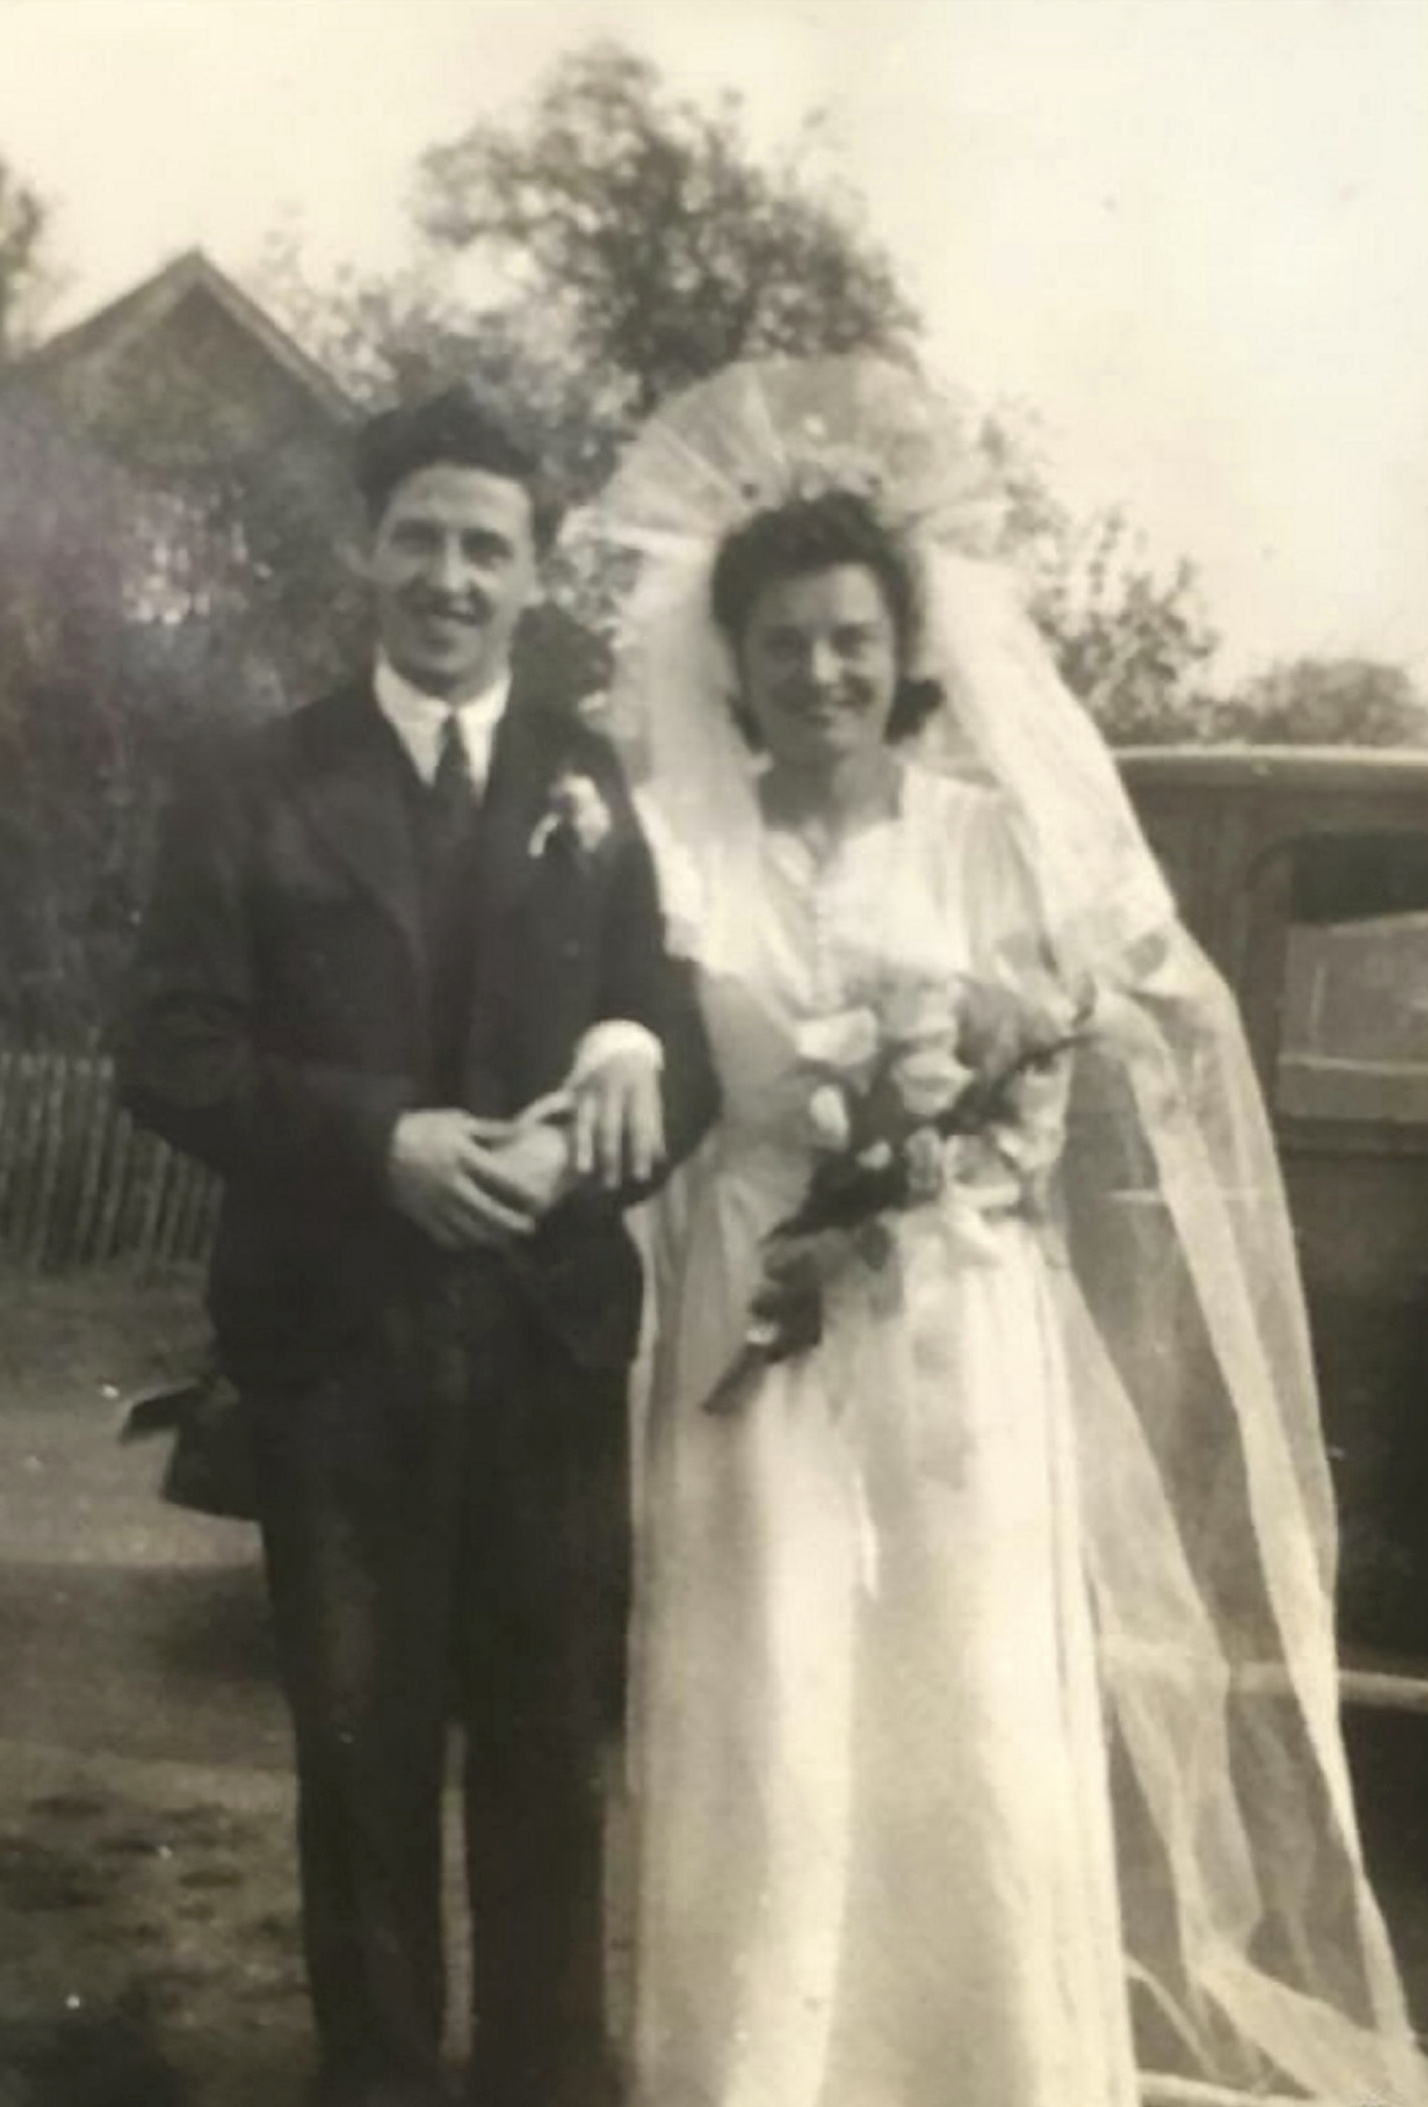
[387,1109,568,1251]
[570,1045,666,1191]
[480,1118,576,1219]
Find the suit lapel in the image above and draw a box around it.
[290,682,427,974]
[287,676,589,1108]
[473,676,577,930]
[462,680,594,1106]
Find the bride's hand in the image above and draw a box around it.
[569,1045,667,1191]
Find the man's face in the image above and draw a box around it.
[366,463,540,699]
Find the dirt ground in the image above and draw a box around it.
[0,1267,310,2105]
[1,1266,1427,2106]
[0,1267,642,2107]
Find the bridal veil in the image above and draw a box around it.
[594,358,1426,2105]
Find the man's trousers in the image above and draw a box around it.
[254,1267,629,2106]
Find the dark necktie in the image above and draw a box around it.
[422,712,482,1101]
[429,710,479,852]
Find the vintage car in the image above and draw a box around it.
[1121,746,1428,1694]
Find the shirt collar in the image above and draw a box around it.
[373,655,513,785]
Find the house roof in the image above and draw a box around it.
[21,248,358,427]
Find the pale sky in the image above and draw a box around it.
[1,0,1425,686]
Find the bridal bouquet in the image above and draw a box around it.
[704,965,1090,1415]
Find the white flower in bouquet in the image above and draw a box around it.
[888,1041,973,1121]
[806,1083,854,1153]
[877,975,962,1046]
[793,1007,881,1076]
[705,964,1091,1415]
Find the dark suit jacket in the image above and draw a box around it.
[116,674,717,1390]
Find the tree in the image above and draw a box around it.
[0,396,192,1037]
[0,155,53,362]
[256,43,929,716]
[1020,504,1223,745]
[415,41,920,423]
[1212,657,1428,748]
[255,231,631,499]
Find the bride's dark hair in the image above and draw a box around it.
[710,489,944,744]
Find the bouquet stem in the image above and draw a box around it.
[704,1341,775,1418]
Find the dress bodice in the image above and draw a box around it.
[682,767,1035,1153]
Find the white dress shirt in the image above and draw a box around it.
[374,655,511,791]
[371,654,662,1090]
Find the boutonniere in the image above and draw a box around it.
[528,769,615,862]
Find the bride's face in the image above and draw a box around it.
[736,564,901,774]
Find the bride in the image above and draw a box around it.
[593,360,1425,2107]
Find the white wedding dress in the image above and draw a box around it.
[603,360,1425,2107]
[629,764,1140,2107]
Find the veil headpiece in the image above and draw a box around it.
[595,356,1173,976]
[596,358,1427,2103]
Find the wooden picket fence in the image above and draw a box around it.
[0,1045,220,1271]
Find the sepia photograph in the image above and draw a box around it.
[0,2,1426,2103]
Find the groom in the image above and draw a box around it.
[117,385,716,2107]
